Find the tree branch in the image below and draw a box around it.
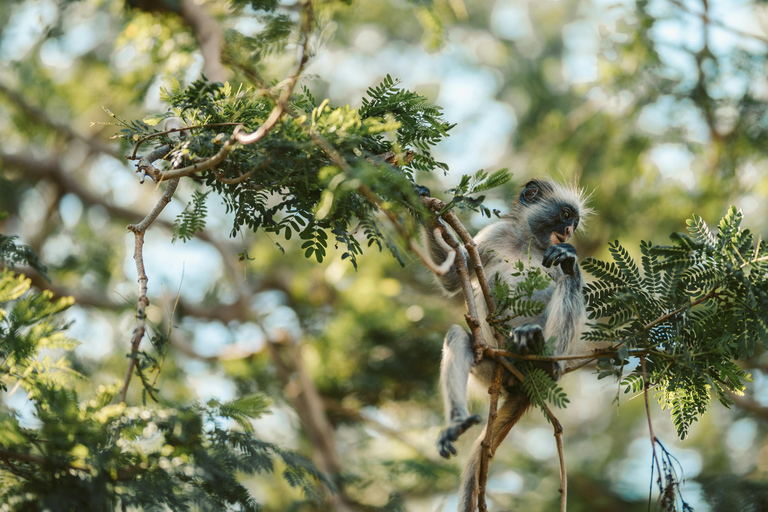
[179,0,227,83]
[133,2,314,182]
[267,330,356,512]
[420,197,491,363]
[233,2,312,145]
[129,123,242,160]
[119,178,180,404]
[477,363,504,512]
[542,403,567,512]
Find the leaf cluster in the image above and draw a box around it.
[582,206,767,439]
[1,387,328,511]
[521,367,570,410]
[0,234,48,281]
[359,74,454,178]
[0,269,76,394]
[121,75,454,268]
[488,256,551,337]
[172,189,210,243]
[441,168,511,218]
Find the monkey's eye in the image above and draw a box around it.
[562,207,572,220]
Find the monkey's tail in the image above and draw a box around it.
[458,392,530,512]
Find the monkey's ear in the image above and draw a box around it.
[519,181,540,205]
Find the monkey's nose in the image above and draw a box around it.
[564,225,573,238]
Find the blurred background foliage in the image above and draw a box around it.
[2,0,768,510]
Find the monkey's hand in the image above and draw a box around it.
[543,243,578,276]
[437,414,482,459]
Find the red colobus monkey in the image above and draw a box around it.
[426,179,590,511]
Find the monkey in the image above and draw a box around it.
[426,178,589,512]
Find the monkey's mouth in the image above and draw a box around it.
[554,233,568,244]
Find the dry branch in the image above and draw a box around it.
[641,357,662,496]
[267,331,356,512]
[179,0,227,83]
[234,2,312,144]
[119,178,180,404]
[131,3,314,183]
[477,363,504,512]
[542,403,568,512]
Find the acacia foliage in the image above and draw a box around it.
[0,265,328,511]
[116,75,453,268]
[583,206,767,439]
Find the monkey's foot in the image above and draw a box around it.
[513,323,545,354]
[513,324,563,379]
[437,414,481,459]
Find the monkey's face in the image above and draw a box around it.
[518,179,586,249]
[528,201,581,249]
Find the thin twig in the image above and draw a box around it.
[434,222,487,354]
[641,356,662,509]
[420,197,490,362]
[440,209,497,326]
[119,178,180,404]
[490,346,656,363]
[139,133,241,182]
[542,403,567,512]
[211,162,263,185]
[235,2,312,144]
[564,288,722,374]
[666,0,768,46]
[129,123,242,160]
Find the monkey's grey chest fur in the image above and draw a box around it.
[473,224,563,348]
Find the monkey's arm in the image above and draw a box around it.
[426,220,500,295]
[540,244,586,362]
[512,244,586,373]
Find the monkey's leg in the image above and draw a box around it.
[458,392,530,512]
[437,325,482,459]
